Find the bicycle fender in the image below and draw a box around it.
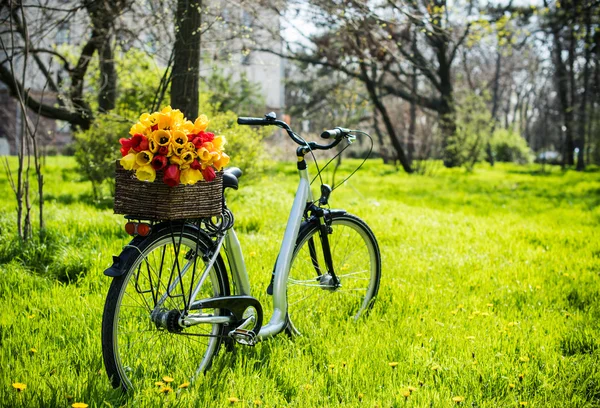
[103,222,214,278]
[104,236,144,278]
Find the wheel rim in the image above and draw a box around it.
[287,218,379,336]
[112,236,223,390]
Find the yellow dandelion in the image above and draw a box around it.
[178,382,190,389]
[28,314,35,319]
[509,383,515,389]
[451,310,458,315]
[431,365,441,371]
[388,362,399,368]
[358,392,364,401]
[519,403,528,406]
[342,361,347,368]
[452,396,465,404]
[162,376,174,383]
[159,386,172,394]
[12,383,27,392]
[228,396,240,404]
[457,304,464,309]
[328,364,335,370]
[419,380,424,386]
[303,384,313,390]
[71,403,89,408]
[155,381,165,387]
[416,333,423,337]
[519,356,530,362]
[249,251,257,257]
[407,386,417,393]
[465,336,475,340]
[519,373,524,381]
[472,360,478,365]
[402,390,411,399]
[254,399,263,406]
[29,348,37,354]
[486,303,493,307]
[564,313,571,318]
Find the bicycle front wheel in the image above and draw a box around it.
[102,226,230,392]
[286,213,381,336]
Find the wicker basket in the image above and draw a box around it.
[114,162,223,220]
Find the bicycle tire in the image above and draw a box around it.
[102,225,230,391]
[286,212,381,336]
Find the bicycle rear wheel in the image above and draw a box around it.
[286,213,381,336]
[102,225,229,391]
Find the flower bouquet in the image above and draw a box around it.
[114,106,228,220]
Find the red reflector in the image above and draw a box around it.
[137,223,151,236]
[125,222,136,236]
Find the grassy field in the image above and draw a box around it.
[1,157,599,407]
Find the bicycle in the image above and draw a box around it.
[101,112,382,391]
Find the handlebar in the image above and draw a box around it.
[237,113,351,153]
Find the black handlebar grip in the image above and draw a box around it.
[320,129,342,139]
[237,117,267,125]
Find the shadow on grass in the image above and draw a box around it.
[45,192,113,210]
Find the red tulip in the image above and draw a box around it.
[198,131,215,144]
[138,135,149,151]
[151,124,158,131]
[119,138,133,149]
[163,164,180,187]
[190,159,202,170]
[202,166,216,182]
[151,155,168,171]
[120,146,129,157]
[158,146,169,156]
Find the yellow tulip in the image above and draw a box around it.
[212,135,226,149]
[169,109,184,124]
[180,120,194,133]
[185,142,196,151]
[139,112,152,127]
[128,122,146,136]
[203,142,214,152]
[213,152,230,170]
[136,165,156,182]
[120,153,138,170]
[161,105,173,114]
[181,151,195,165]
[194,115,209,132]
[172,130,188,147]
[197,147,211,162]
[158,113,174,130]
[180,168,203,185]
[174,146,185,156]
[136,151,153,167]
[170,155,185,166]
[154,130,172,146]
[148,138,158,153]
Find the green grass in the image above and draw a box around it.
[1,157,599,407]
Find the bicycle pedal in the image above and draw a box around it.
[229,328,257,346]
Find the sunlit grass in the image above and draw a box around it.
[0,157,599,407]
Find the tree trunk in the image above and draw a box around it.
[437,40,458,168]
[98,36,117,112]
[361,63,412,173]
[576,10,592,171]
[552,27,575,167]
[171,0,202,119]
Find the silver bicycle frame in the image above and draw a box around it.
[224,166,314,340]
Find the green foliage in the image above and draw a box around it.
[446,92,493,170]
[2,157,600,406]
[204,106,270,177]
[86,48,165,120]
[201,68,264,116]
[490,128,533,164]
[73,114,129,200]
